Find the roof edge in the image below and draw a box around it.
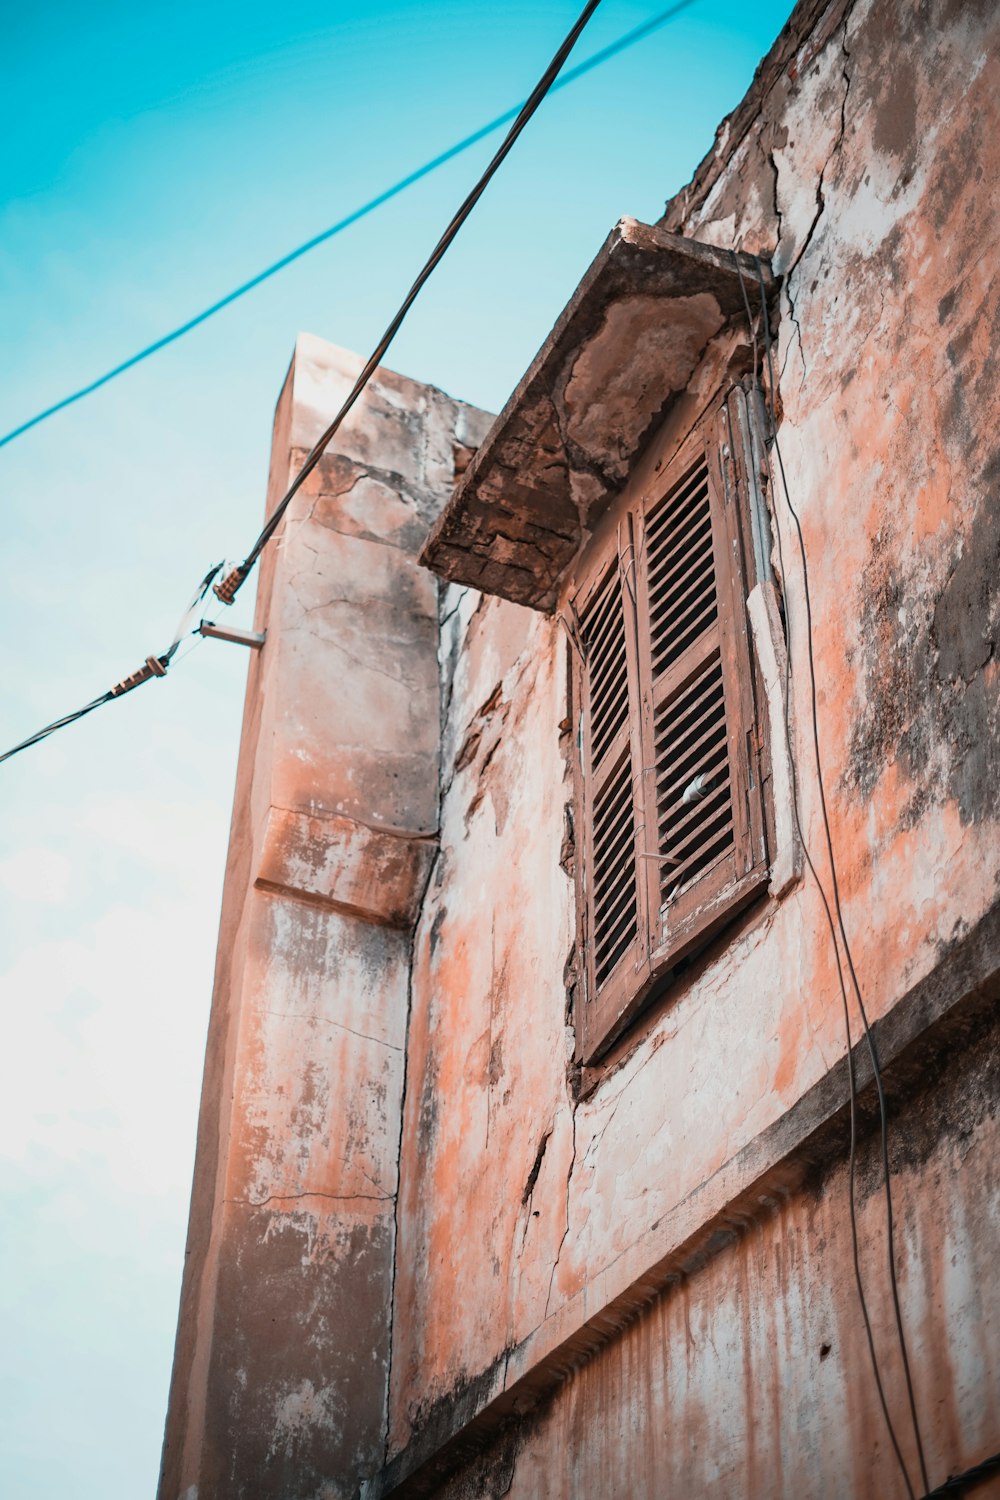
[660,0,852,233]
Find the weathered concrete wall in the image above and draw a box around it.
[390,590,574,1442]
[161,0,999,1492]
[433,1006,1000,1499]
[158,336,490,1499]
[382,0,1000,1492]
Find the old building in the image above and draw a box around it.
[159,0,1000,1495]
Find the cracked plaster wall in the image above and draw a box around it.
[387,0,1000,1491]
[435,1008,1000,1499]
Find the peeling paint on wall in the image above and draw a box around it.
[384,0,1000,1492]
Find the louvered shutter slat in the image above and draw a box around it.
[646,468,719,682]
[585,567,630,767]
[646,487,712,580]
[655,712,730,804]
[583,570,636,961]
[653,647,733,888]
[644,459,738,898]
[646,488,711,584]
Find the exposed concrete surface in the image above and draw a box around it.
[431,998,1000,1498]
[421,224,775,609]
[255,805,437,929]
[374,901,1000,1495]
[157,337,491,1500]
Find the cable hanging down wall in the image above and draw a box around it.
[0,0,608,767]
[734,253,930,1500]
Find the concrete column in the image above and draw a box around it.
[158,335,490,1500]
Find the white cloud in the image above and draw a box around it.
[0,845,72,903]
[78,793,230,882]
[0,890,217,1198]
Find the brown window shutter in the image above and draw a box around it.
[574,527,651,1060]
[634,415,769,975]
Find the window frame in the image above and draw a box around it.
[568,388,774,1065]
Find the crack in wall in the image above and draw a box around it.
[226,1190,393,1208]
[260,1009,403,1052]
[587,1084,628,1164]
[777,14,854,387]
[544,1107,578,1320]
[855,285,888,358]
[381,901,422,1472]
[288,445,445,520]
[283,614,421,688]
[377,614,451,1474]
[521,1128,552,1206]
[439,587,471,632]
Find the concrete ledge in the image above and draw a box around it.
[368,899,1000,1497]
[255,805,437,929]
[420,220,776,611]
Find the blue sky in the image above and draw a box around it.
[0,2,791,1494]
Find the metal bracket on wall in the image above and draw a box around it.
[198,620,267,650]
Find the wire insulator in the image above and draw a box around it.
[111,655,168,697]
[212,564,248,606]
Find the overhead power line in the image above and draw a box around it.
[212,0,611,607]
[0,563,222,767]
[0,0,700,452]
[1,0,610,764]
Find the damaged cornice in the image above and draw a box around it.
[420,218,776,611]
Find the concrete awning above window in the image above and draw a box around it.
[420,218,775,612]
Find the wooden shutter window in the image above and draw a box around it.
[642,454,737,909]
[572,396,773,1066]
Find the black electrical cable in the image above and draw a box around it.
[0,0,699,453]
[0,562,224,768]
[753,255,930,1495]
[922,1452,1000,1498]
[0,0,606,766]
[212,0,606,606]
[0,689,116,767]
[737,252,931,1494]
[732,253,917,1500]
